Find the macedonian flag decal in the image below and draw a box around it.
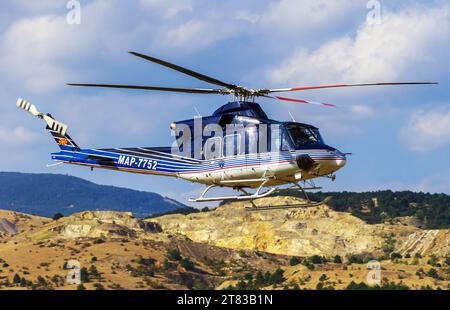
[57,138,69,146]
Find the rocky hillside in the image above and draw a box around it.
[0,199,449,290]
[149,196,450,258]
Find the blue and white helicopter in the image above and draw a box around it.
[16,52,436,210]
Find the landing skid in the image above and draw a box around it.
[188,178,275,202]
[189,179,332,211]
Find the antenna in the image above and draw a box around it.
[288,111,296,122]
[193,106,201,117]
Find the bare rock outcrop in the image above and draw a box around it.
[149,196,447,258]
[0,219,18,235]
[27,211,163,241]
[398,230,450,257]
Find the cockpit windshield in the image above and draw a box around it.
[285,124,323,147]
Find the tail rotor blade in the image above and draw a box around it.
[16,98,40,116]
[42,115,68,136]
[16,98,68,136]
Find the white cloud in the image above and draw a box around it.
[349,105,375,119]
[139,0,192,19]
[0,126,39,145]
[400,107,450,152]
[162,15,239,51]
[0,1,124,92]
[235,10,260,24]
[6,0,62,12]
[267,5,450,85]
[259,0,360,38]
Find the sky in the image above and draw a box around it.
[0,0,449,205]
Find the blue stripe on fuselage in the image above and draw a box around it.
[51,147,345,175]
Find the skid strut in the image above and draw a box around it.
[245,181,332,211]
[188,178,275,203]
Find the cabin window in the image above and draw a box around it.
[204,137,222,160]
[223,134,242,157]
[246,126,258,154]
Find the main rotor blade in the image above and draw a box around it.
[267,82,438,93]
[67,83,228,94]
[129,51,237,90]
[271,96,337,107]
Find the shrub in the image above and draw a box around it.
[303,261,315,270]
[238,250,247,258]
[333,255,342,264]
[93,238,105,244]
[180,258,194,271]
[80,267,89,283]
[427,256,438,266]
[445,257,450,266]
[167,249,182,261]
[319,274,328,282]
[163,259,171,271]
[269,268,284,285]
[309,255,325,264]
[346,281,369,290]
[13,274,21,284]
[427,268,439,279]
[52,213,64,221]
[289,256,301,266]
[255,271,265,286]
[390,252,402,260]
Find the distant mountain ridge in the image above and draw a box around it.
[0,172,185,218]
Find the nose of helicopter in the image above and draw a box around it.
[295,149,347,175]
[333,150,347,171]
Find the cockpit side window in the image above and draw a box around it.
[286,124,322,147]
[281,130,292,151]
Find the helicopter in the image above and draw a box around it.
[16,51,437,210]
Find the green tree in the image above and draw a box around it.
[255,271,265,286]
[80,267,89,283]
[445,257,450,266]
[427,268,439,279]
[13,274,21,284]
[52,213,64,221]
[163,259,171,271]
[289,256,301,266]
[310,255,324,264]
[269,268,284,285]
[319,274,328,282]
[180,258,194,271]
[427,256,438,266]
[390,252,402,260]
[167,249,182,261]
